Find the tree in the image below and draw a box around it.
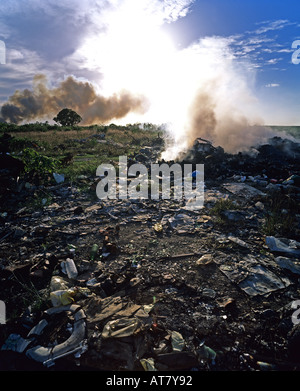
[53,108,82,127]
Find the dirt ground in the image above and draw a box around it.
[0,136,300,372]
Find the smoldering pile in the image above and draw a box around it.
[172,135,300,185]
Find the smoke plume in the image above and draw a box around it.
[160,37,284,159]
[184,88,276,154]
[0,74,149,124]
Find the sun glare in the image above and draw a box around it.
[76,2,225,136]
[77,1,193,126]
[74,1,261,159]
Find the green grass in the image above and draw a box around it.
[5,123,162,184]
[262,211,295,236]
[61,157,100,181]
[209,198,240,226]
[210,198,239,213]
[261,194,299,237]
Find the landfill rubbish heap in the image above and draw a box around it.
[0,133,300,372]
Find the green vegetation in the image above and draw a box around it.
[13,276,49,315]
[0,120,164,134]
[209,198,240,225]
[262,193,299,237]
[22,147,61,178]
[0,121,164,186]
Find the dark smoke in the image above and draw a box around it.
[0,74,149,124]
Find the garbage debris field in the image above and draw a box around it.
[1,128,300,371]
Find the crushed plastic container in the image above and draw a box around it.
[265,236,300,256]
[170,330,185,352]
[101,317,141,339]
[140,358,157,371]
[63,258,78,279]
[50,288,77,307]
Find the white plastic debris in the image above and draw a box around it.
[265,236,300,256]
[53,172,65,184]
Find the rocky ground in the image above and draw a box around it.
[0,135,300,372]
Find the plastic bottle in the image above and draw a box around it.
[65,258,78,279]
[90,244,99,260]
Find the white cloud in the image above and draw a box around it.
[254,19,294,35]
[277,48,293,53]
[226,18,298,72]
[266,58,283,65]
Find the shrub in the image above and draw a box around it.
[21,148,60,178]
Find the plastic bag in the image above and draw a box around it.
[50,288,77,307]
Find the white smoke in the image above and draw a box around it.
[160,36,278,158]
[71,2,277,157]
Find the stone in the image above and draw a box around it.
[196,254,213,266]
[223,182,266,199]
[202,288,217,299]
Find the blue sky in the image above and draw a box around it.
[165,0,300,125]
[0,0,300,126]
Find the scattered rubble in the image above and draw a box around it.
[0,134,300,371]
